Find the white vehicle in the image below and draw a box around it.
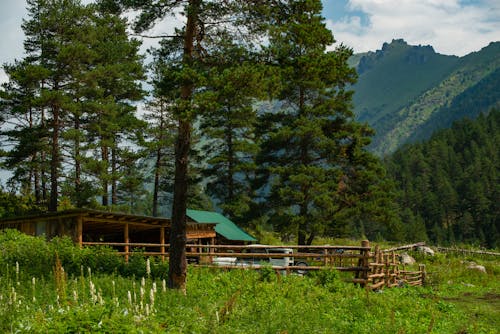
[212,244,308,272]
[240,244,295,267]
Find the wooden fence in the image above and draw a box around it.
[435,246,500,257]
[357,244,426,290]
[82,240,426,289]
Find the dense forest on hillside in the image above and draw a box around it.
[385,110,499,248]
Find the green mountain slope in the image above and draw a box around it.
[407,67,500,143]
[351,40,500,156]
[352,39,459,128]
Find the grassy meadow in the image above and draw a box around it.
[0,230,498,333]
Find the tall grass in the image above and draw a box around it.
[0,229,498,333]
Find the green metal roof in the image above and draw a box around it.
[186,209,256,242]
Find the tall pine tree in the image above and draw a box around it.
[117,0,270,291]
[256,0,399,244]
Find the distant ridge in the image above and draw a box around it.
[350,39,500,156]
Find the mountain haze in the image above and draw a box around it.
[350,39,500,155]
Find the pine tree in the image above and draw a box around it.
[198,41,263,222]
[256,0,399,244]
[118,0,270,291]
[141,92,176,217]
[1,0,145,212]
[12,0,93,211]
[0,60,49,204]
[83,4,145,207]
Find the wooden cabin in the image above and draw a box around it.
[0,209,217,250]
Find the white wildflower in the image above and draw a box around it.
[32,277,36,302]
[11,287,17,304]
[127,291,132,306]
[146,258,151,277]
[98,291,104,305]
[149,288,155,307]
[89,281,97,303]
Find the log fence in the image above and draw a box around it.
[81,240,426,290]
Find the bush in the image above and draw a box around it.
[0,229,127,278]
[312,268,344,292]
[0,229,52,277]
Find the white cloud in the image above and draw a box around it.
[327,0,500,56]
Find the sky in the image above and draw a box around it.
[0,0,499,83]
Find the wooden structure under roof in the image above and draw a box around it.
[0,209,217,250]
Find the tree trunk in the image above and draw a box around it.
[152,147,162,217]
[29,107,41,204]
[101,145,109,206]
[297,86,308,245]
[48,105,59,212]
[227,117,234,200]
[74,114,82,206]
[169,119,191,292]
[33,152,41,205]
[41,108,48,205]
[168,0,198,292]
[111,146,118,205]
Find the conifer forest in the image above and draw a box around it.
[1,0,498,249]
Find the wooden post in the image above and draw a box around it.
[361,240,370,287]
[76,216,83,248]
[392,251,398,286]
[323,249,328,266]
[419,264,426,285]
[160,226,166,262]
[124,223,129,263]
[384,252,390,287]
[374,245,380,289]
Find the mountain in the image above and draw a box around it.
[350,39,500,156]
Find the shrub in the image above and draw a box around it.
[312,268,344,292]
[0,229,52,277]
[0,229,127,278]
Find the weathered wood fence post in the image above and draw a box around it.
[361,240,370,287]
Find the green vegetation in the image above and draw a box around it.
[0,229,498,333]
[386,110,500,248]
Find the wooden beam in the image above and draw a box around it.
[186,232,217,239]
[76,216,83,248]
[124,223,129,263]
[83,217,167,228]
[160,226,165,262]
